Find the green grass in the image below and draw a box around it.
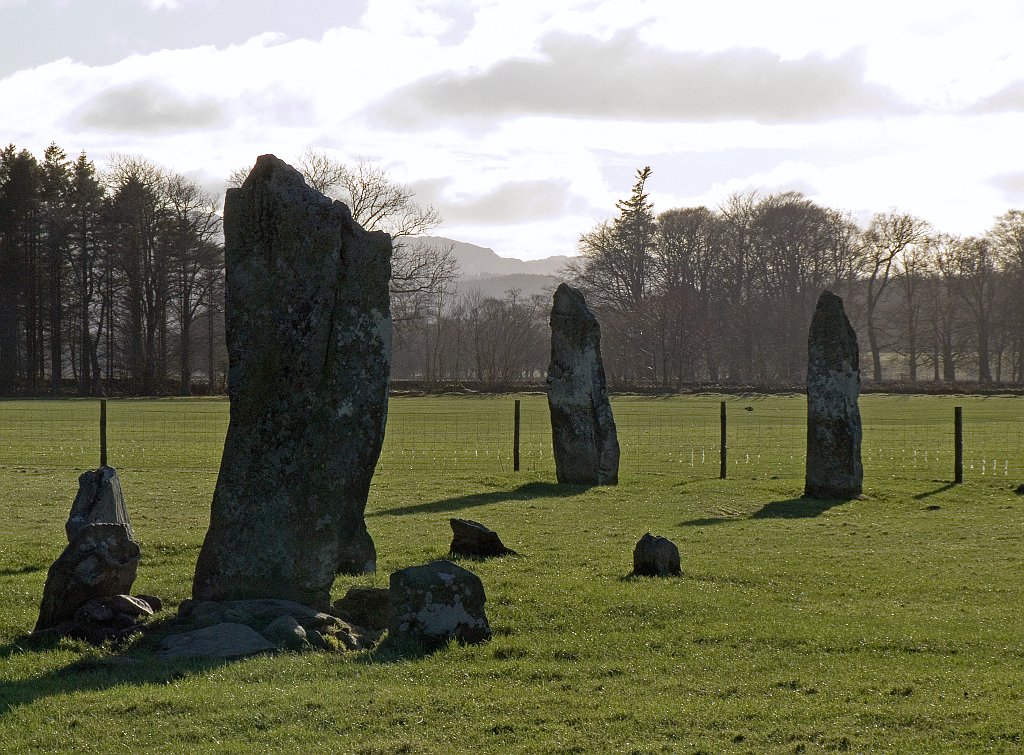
[1,395,1023,753]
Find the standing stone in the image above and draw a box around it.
[66,466,133,542]
[35,523,140,632]
[805,290,863,499]
[192,155,392,610]
[546,283,619,485]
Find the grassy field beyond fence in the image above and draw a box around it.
[1,394,1023,752]
[2,393,1022,481]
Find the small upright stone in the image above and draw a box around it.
[632,533,681,577]
[66,466,133,542]
[546,283,619,485]
[805,290,863,499]
[192,155,392,610]
[388,560,491,650]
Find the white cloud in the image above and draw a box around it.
[1,0,1023,258]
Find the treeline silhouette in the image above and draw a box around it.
[392,168,1024,388]
[2,146,1021,396]
[0,144,224,396]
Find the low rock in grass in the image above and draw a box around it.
[632,533,681,577]
[166,597,375,658]
[1015,483,1024,495]
[262,615,307,650]
[449,518,516,559]
[388,560,491,651]
[70,595,151,645]
[159,622,277,660]
[333,587,390,631]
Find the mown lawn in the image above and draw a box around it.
[0,395,1022,753]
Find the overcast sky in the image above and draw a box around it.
[2,0,1024,260]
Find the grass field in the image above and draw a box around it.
[1,394,1023,753]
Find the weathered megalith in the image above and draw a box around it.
[191,154,392,610]
[35,522,140,632]
[66,466,133,542]
[546,283,619,485]
[805,290,863,499]
[388,560,491,650]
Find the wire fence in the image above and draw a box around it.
[0,394,1021,483]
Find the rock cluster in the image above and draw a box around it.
[632,533,681,577]
[805,290,863,499]
[34,465,156,644]
[546,283,619,486]
[34,593,160,644]
[192,155,393,610]
[160,598,375,659]
[388,560,491,650]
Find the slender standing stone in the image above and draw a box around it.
[546,283,619,485]
[192,155,392,610]
[805,290,863,499]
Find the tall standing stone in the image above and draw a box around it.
[546,283,619,485]
[805,290,863,499]
[192,155,392,610]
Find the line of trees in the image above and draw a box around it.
[390,169,1024,388]
[0,144,225,396]
[563,168,1024,386]
[0,145,459,396]
[4,146,1021,395]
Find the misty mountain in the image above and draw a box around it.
[412,236,572,278]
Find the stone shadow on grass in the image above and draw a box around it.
[913,482,958,500]
[369,481,587,517]
[0,630,234,716]
[750,497,849,519]
[680,496,850,526]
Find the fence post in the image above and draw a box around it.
[954,406,963,484]
[100,399,108,468]
[719,400,727,480]
[513,399,521,472]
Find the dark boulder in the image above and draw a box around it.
[35,523,140,633]
[388,560,491,650]
[449,518,516,558]
[632,533,681,577]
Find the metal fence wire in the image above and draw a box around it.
[0,394,1021,483]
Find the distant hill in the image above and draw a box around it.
[412,236,573,278]
[458,273,559,300]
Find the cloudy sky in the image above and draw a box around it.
[2,0,1024,259]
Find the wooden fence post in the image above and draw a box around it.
[954,406,963,484]
[720,400,727,480]
[513,399,521,472]
[100,399,108,468]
